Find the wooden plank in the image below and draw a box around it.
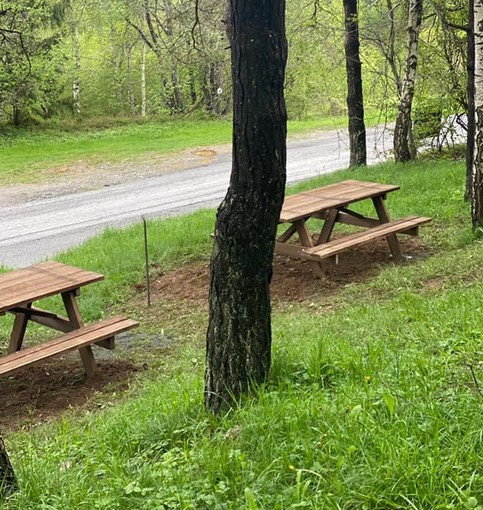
[294,220,325,278]
[8,303,31,354]
[277,224,297,243]
[274,242,305,258]
[336,212,380,228]
[0,263,103,313]
[0,266,103,300]
[1,317,123,362]
[0,266,85,296]
[0,317,139,376]
[317,208,339,244]
[61,290,97,376]
[372,195,402,260]
[0,261,101,288]
[279,180,400,223]
[0,261,91,289]
[302,216,431,261]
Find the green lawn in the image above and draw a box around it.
[0,116,348,186]
[2,156,483,509]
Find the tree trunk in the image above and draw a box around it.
[393,0,423,163]
[343,0,366,167]
[127,44,136,114]
[170,68,184,113]
[72,23,81,115]
[472,0,483,228]
[141,40,147,117]
[0,435,16,498]
[386,0,402,94]
[467,0,475,200]
[205,0,287,413]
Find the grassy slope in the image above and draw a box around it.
[3,158,483,509]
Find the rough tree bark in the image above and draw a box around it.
[393,0,423,162]
[343,0,366,167]
[473,0,483,228]
[0,435,16,498]
[467,0,476,200]
[204,0,287,413]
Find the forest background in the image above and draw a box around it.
[0,0,468,137]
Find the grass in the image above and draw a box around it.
[2,156,483,509]
[0,115,349,186]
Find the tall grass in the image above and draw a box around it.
[3,157,483,509]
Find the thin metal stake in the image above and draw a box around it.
[143,217,151,306]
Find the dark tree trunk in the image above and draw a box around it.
[343,0,366,167]
[0,435,16,498]
[204,0,287,413]
[467,0,475,201]
[394,0,423,163]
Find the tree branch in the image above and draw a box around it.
[124,17,155,52]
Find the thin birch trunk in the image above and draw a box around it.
[72,24,81,115]
[467,0,475,200]
[127,45,136,114]
[472,0,483,228]
[141,40,147,117]
[393,0,423,163]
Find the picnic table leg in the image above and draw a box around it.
[372,196,403,260]
[294,220,325,278]
[62,291,97,377]
[317,208,339,244]
[7,303,31,354]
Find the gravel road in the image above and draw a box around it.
[0,125,392,268]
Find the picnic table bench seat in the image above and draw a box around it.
[276,181,432,277]
[0,316,138,377]
[300,215,432,263]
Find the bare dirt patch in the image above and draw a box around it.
[0,359,139,430]
[149,236,429,306]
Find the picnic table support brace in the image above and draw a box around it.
[278,224,297,243]
[62,291,97,377]
[372,196,403,260]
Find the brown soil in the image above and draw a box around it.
[151,236,428,305]
[1,236,429,430]
[0,358,139,429]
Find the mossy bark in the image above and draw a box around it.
[205,0,287,413]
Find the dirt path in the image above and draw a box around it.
[0,144,232,207]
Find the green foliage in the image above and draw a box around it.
[0,0,69,125]
[0,0,469,125]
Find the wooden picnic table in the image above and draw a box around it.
[276,179,431,277]
[0,261,138,378]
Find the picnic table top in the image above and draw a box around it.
[0,261,104,314]
[279,180,400,223]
